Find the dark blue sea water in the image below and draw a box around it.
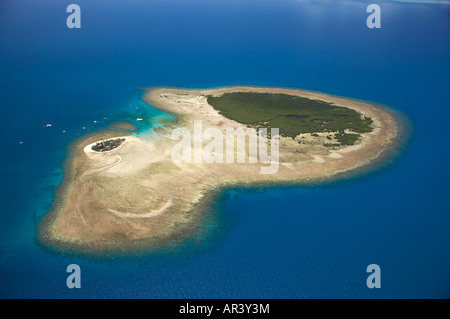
[0,0,449,298]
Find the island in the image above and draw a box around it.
[39,86,404,254]
[91,138,126,152]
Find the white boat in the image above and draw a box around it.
[136,118,143,121]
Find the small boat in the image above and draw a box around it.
[136,118,143,121]
[19,141,23,145]
[44,123,52,127]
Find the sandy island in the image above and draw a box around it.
[39,86,404,254]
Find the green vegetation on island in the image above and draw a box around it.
[92,138,125,152]
[335,133,361,146]
[207,92,373,146]
[323,143,341,148]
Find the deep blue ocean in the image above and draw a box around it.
[0,0,449,298]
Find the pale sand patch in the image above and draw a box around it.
[328,152,343,159]
[108,198,173,219]
[312,155,325,164]
[281,163,295,170]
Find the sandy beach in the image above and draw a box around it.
[39,86,404,254]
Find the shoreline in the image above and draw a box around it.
[38,86,408,256]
